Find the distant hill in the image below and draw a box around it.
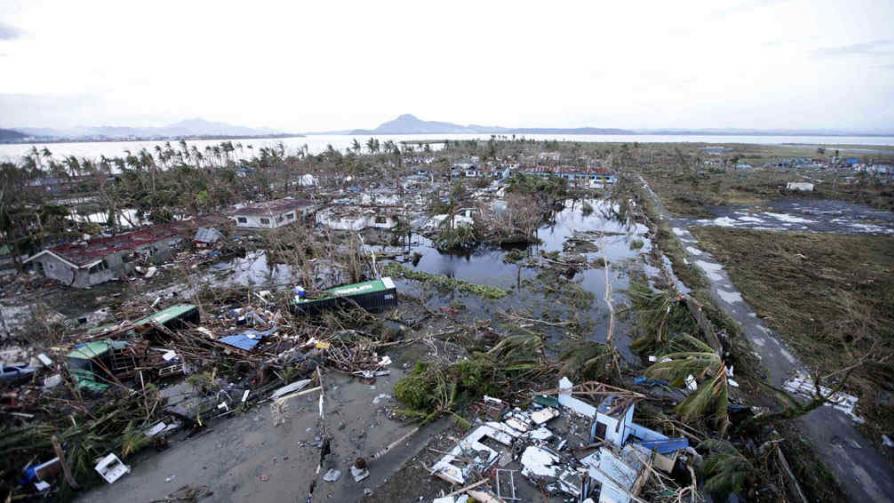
[7,118,293,142]
[316,114,893,137]
[346,114,504,135]
[330,114,635,135]
[0,129,26,142]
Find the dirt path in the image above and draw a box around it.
[637,176,894,502]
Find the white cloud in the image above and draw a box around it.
[0,0,892,131]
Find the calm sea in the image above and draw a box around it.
[1,133,892,163]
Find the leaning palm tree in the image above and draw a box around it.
[698,439,754,499]
[645,335,730,433]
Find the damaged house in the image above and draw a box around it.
[231,198,316,230]
[557,378,689,502]
[315,205,401,231]
[24,224,186,288]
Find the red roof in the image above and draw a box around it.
[43,223,187,267]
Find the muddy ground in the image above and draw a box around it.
[80,343,451,503]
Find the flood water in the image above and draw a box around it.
[685,198,894,235]
[387,198,654,361]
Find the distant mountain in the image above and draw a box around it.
[314,114,893,137]
[0,128,26,142]
[324,114,635,135]
[344,114,504,135]
[7,118,293,142]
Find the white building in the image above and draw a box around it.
[232,199,315,230]
[316,206,400,231]
[786,182,815,192]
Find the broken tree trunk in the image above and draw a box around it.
[683,296,724,354]
[51,435,80,490]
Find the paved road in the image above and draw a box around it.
[638,176,894,502]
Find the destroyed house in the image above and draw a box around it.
[522,166,616,185]
[66,340,135,393]
[557,377,689,496]
[292,277,397,315]
[231,198,315,229]
[315,205,401,231]
[23,224,186,288]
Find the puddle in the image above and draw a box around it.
[685,198,894,234]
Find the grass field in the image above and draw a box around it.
[692,227,894,437]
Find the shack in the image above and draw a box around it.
[292,277,397,315]
[23,224,186,288]
[786,181,815,192]
[66,340,135,393]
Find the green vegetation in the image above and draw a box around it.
[698,439,755,499]
[692,227,894,435]
[383,262,509,299]
[627,276,701,354]
[558,340,613,382]
[394,334,549,422]
[645,336,731,433]
[433,223,480,252]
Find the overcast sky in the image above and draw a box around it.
[0,0,892,132]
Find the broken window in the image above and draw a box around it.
[375,216,388,224]
[260,217,270,225]
[237,217,248,224]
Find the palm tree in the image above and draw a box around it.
[698,439,754,499]
[645,335,730,433]
[351,139,362,154]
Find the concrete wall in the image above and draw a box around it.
[32,253,115,288]
[32,236,182,288]
[234,210,298,229]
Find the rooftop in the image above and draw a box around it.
[232,198,314,217]
[29,223,188,267]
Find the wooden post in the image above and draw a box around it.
[51,435,79,489]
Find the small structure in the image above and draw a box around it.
[66,340,134,393]
[194,227,223,246]
[786,182,814,192]
[556,378,689,500]
[24,224,185,288]
[232,198,315,230]
[298,174,318,187]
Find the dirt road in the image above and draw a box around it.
[638,176,894,502]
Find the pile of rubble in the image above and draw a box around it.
[428,378,693,503]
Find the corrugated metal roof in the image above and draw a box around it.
[219,328,276,352]
[67,340,129,360]
[134,304,197,327]
[194,227,222,243]
[635,437,689,455]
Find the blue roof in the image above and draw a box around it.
[635,437,689,455]
[218,328,276,351]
